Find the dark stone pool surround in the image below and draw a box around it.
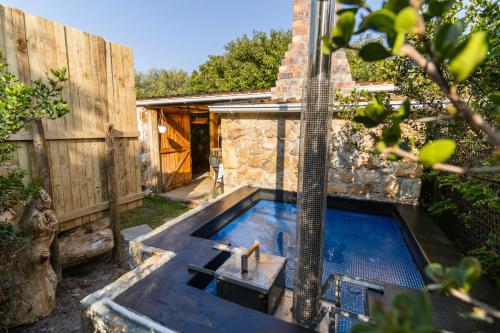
[114,187,494,333]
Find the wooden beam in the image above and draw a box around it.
[57,192,144,224]
[105,123,122,262]
[7,130,140,141]
[147,110,161,192]
[209,112,219,149]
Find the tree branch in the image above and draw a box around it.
[450,288,500,320]
[400,44,500,151]
[384,146,500,175]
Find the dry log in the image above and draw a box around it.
[59,218,114,268]
[0,189,58,326]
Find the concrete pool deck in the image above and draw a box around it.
[81,187,499,333]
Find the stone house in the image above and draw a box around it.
[209,0,422,204]
[137,0,423,204]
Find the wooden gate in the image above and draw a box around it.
[159,110,192,191]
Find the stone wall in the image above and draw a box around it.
[221,113,423,204]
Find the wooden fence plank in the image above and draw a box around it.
[0,4,142,233]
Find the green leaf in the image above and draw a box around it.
[425,263,445,281]
[331,11,356,46]
[337,0,363,4]
[427,0,452,17]
[458,257,481,292]
[359,42,392,61]
[449,32,488,82]
[488,91,500,105]
[354,95,387,128]
[392,32,406,55]
[383,121,401,146]
[376,141,387,153]
[383,0,410,14]
[321,36,336,54]
[337,7,359,16]
[394,7,419,33]
[396,99,410,120]
[419,140,456,166]
[364,9,396,33]
[434,21,464,59]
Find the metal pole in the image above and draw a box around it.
[293,0,336,326]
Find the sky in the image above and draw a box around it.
[1,0,292,73]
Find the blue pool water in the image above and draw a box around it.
[208,200,425,330]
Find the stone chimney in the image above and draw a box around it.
[272,0,355,102]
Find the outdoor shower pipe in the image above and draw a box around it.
[308,0,335,80]
[293,0,336,327]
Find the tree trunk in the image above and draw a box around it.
[0,189,58,326]
[59,218,114,267]
[31,119,62,279]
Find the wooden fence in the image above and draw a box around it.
[0,5,142,231]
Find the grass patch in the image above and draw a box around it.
[120,195,190,230]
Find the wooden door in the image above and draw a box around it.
[159,110,192,192]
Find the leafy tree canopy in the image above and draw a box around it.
[346,34,397,82]
[135,68,190,99]
[189,30,291,93]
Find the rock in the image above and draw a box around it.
[335,168,354,182]
[384,176,399,198]
[222,141,238,169]
[121,224,153,242]
[59,218,114,268]
[228,127,244,140]
[356,168,379,183]
[399,179,422,200]
[346,183,369,196]
[393,160,423,178]
[328,182,347,194]
[0,209,16,224]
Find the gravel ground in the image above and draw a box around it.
[9,254,128,333]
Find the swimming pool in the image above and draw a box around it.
[115,187,465,333]
[207,199,425,330]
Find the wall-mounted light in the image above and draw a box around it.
[158,111,167,134]
[158,124,167,134]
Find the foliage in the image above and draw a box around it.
[189,30,291,93]
[345,34,397,82]
[323,0,499,174]
[0,223,26,247]
[422,170,499,279]
[120,194,189,230]
[135,68,190,99]
[0,56,68,260]
[0,61,68,213]
[352,292,438,333]
[469,234,500,282]
[426,257,482,295]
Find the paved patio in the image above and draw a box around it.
[160,173,222,207]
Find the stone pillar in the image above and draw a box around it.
[272,0,355,102]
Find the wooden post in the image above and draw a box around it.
[147,109,161,192]
[105,123,122,262]
[209,112,219,179]
[31,119,62,279]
